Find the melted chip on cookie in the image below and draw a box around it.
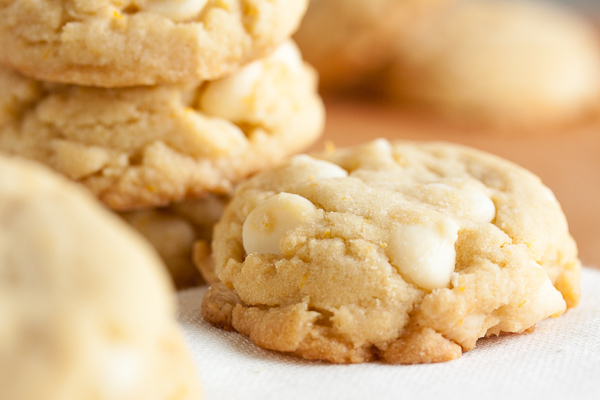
[202,139,580,364]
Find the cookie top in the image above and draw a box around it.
[0,41,324,210]
[0,155,202,399]
[0,0,307,87]
[203,139,580,364]
[386,0,600,127]
[293,0,453,91]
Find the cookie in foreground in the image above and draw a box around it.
[0,41,324,210]
[0,0,307,87]
[201,139,581,364]
[0,155,202,399]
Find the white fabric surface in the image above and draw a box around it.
[177,267,600,400]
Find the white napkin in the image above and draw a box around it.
[177,267,600,400]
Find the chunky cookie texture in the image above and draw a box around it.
[0,155,202,400]
[202,139,581,364]
[0,0,307,87]
[0,41,324,210]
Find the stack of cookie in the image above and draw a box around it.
[0,0,324,287]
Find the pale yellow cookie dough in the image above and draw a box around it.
[0,41,324,210]
[294,0,453,91]
[202,139,580,364]
[0,155,202,400]
[120,195,227,288]
[386,0,600,127]
[0,0,307,87]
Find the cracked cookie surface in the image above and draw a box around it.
[202,139,580,364]
[0,41,324,210]
[0,155,202,399]
[0,0,307,87]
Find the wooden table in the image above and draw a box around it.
[314,97,600,268]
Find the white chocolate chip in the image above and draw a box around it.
[268,41,304,72]
[498,275,566,332]
[140,0,207,22]
[290,155,348,180]
[186,114,248,157]
[359,139,394,166]
[463,188,496,222]
[388,219,459,290]
[199,42,303,122]
[367,138,393,154]
[200,61,264,121]
[417,183,496,222]
[520,277,567,318]
[243,193,318,255]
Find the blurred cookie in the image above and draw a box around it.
[294,0,453,91]
[202,139,580,364]
[0,41,324,210]
[0,155,202,399]
[120,195,227,288]
[0,0,307,87]
[0,65,39,127]
[386,0,600,128]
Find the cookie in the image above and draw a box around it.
[0,0,307,87]
[0,41,324,210]
[386,0,600,128]
[120,195,227,289]
[0,155,202,399]
[202,139,581,364]
[293,0,453,91]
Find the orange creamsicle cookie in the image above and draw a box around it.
[386,0,600,128]
[0,155,202,399]
[202,139,580,364]
[294,0,454,91]
[0,41,324,210]
[0,0,308,87]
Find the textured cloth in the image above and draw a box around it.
[177,267,600,400]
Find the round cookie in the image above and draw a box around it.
[120,195,227,289]
[202,139,581,364]
[0,155,202,399]
[386,0,600,128]
[0,0,308,87]
[293,0,454,91]
[0,41,324,210]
